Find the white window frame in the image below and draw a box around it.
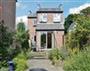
[53,13,61,23]
[39,13,47,23]
[33,19,36,25]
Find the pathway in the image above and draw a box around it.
[27,52,64,71]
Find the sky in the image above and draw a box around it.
[16,0,90,26]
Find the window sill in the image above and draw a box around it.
[53,22,61,23]
[40,21,47,23]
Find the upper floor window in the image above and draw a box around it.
[33,19,36,25]
[53,14,61,23]
[39,13,47,23]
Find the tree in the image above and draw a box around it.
[64,14,79,34]
[64,7,90,71]
[17,21,25,32]
[66,15,90,50]
[80,7,90,16]
[15,21,29,52]
[0,21,13,67]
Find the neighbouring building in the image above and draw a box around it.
[0,0,17,31]
[68,22,76,32]
[28,7,64,51]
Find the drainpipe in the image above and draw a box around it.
[52,31,57,48]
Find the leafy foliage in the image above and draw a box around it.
[0,21,30,70]
[64,14,79,33]
[80,7,90,16]
[17,22,25,33]
[13,21,30,71]
[64,46,90,71]
[15,22,29,52]
[13,52,28,71]
[48,48,61,65]
[0,67,8,71]
[64,7,90,71]
[0,21,13,67]
[48,48,68,65]
[65,15,90,50]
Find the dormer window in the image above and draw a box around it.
[39,13,47,23]
[53,14,61,23]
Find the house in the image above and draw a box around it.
[0,0,17,31]
[28,7,64,51]
[68,22,76,32]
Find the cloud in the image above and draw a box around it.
[16,2,27,9]
[69,3,90,14]
[16,16,28,29]
[16,2,22,8]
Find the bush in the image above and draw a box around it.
[48,48,61,65]
[25,48,31,59]
[59,47,69,60]
[64,47,90,71]
[0,21,13,68]
[0,67,8,71]
[13,52,28,71]
[48,47,69,65]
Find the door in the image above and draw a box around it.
[47,32,52,49]
[41,33,46,49]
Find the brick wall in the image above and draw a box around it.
[0,0,16,31]
[54,31,64,48]
[28,18,36,41]
[47,13,53,23]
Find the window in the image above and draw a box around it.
[34,36,36,41]
[39,13,47,23]
[53,14,61,23]
[33,19,36,25]
[41,33,46,48]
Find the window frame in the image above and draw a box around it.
[39,13,47,23]
[53,13,61,23]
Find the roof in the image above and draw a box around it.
[36,23,64,31]
[37,8,63,13]
[39,8,62,11]
[68,22,76,32]
[28,13,37,18]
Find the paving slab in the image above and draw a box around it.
[27,58,64,71]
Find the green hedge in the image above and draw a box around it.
[64,47,90,71]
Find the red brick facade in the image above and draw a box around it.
[28,8,64,50]
[0,0,16,31]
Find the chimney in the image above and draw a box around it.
[58,4,63,11]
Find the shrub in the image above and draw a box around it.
[48,47,69,65]
[25,48,31,59]
[64,47,90,71]
[13,52,28,71]
[0,21,13,68]
[59,47,69,60]
[48,48,61,65]
[0,67,8,71]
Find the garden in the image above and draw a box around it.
[48,7,90,71]
[0,7,90,71]
[0,20,31,71]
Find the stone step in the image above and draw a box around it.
[30,51,48,59]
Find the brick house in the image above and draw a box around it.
[28,7,64,51]
[0,0,17,31]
